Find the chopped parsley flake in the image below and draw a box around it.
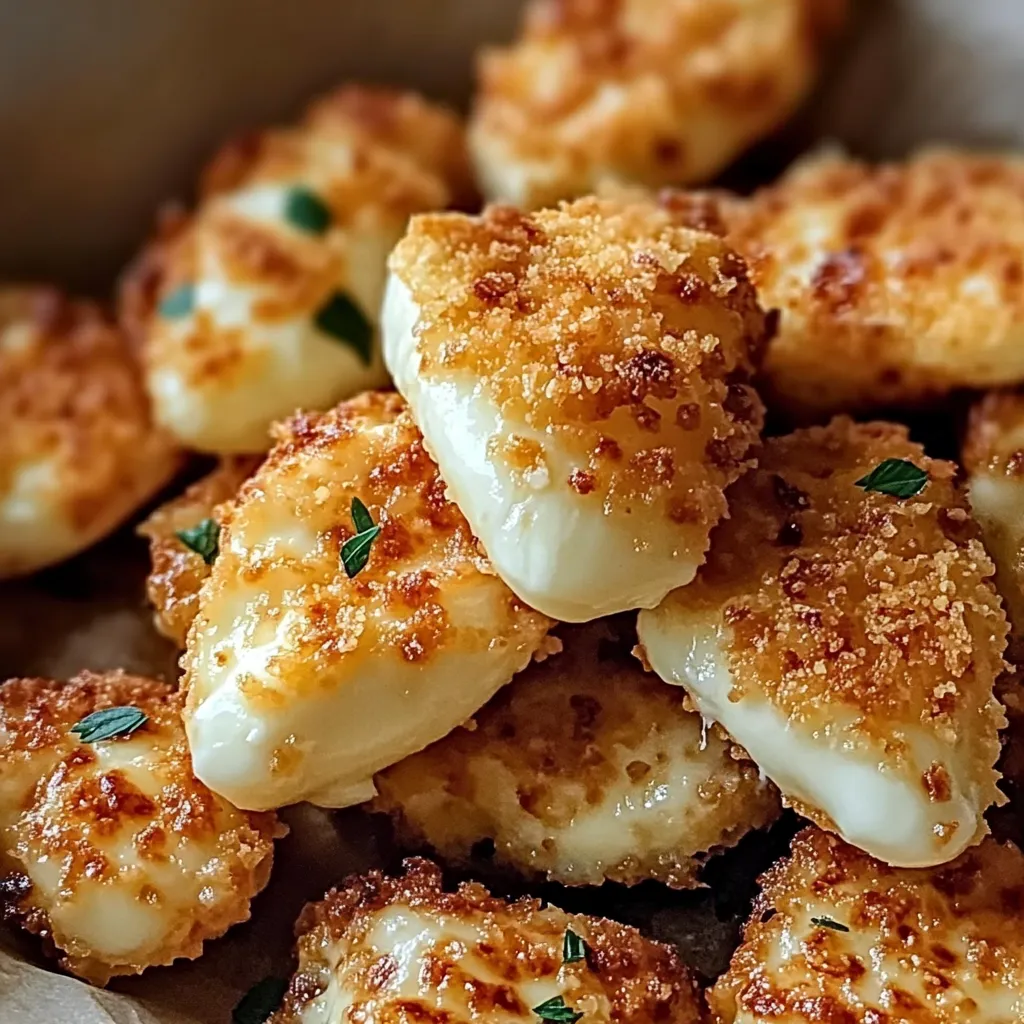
[341,497,381,578]
[284,186,332,235]
[533,996,583,1024]
[175,518,220,564]
[563,928,589,964]
[232,976,288,1024]
[71,706,148,743]
[159,283,195,319]
[314,291,373,365]
[854,459,928,499]
[811,915,850,933]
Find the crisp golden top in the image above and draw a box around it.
[965,389,1024,478]
[470,0,846,206]
[138,457,260,646]
[0,671,281,984]
[390,193,767,524]
[0,286,179,575]
[375,618,779,887]
[725,149,1024,418]
[712,828,1024,1023]
[271,857,704,1024]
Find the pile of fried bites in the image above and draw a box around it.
[5,1,1024,1021]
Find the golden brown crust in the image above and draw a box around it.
[711,828,1024,1023]
[965,389,1024,478]
[374,619,780,887]
[138,456,261,646]
[272,857,704,1024]
[725,149,1024,419]
[469,0,847,207]
[0,671,282,985]
[0,287,180,577]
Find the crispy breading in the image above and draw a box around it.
[468,0,846,209]
[271,857,704,1024]
[0,287,180,578]
[120,85,469,454]
[0,671,282,986]
[638,417,1009,867]
[183,391,554,812]
[711,827,1024,1023]
[384,192,768,621]
[374,619,780,887]
[724,149,1024,420]
[138,456,261,646]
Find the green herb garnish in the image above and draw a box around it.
[159,283,196,319]
[810,915,850,933]
[563,929,589,964]
[533,996,583,1024]
[854,459,928,499]
[175,518,220,565]
[341,497,381,578]
[71,706,148,744]
[284,186,332,235]
[233,976,288,1024]
[314,291,373,365]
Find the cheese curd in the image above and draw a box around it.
[122,86,470,454]
[0,287,179,579]
[270,857,704,1024]
[138,456,261,646]
[384,194,769,622]
[637,417,1009,868]
[374,619,780,887]
[0,671,281,985]
[468,0,847,209]
[712,828,1024,1024]
[724,149,1024,420]
[183,391,553,811]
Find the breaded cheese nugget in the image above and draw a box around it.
[0,287,179,578]
[469,0,846,209]
[270,857,704,1024]
[184,392,554,811]
[964,390,1024,660]
[122,85,469,454]
[0,671,282,985]
[138,456,261,646]
[384,194,769,622]
[374,619,780,887]
[726,149,1024,420]
[711,828,1024,1024]
[637,417,1009,868]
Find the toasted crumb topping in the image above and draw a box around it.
[964,389,1024,478]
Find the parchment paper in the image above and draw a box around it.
[3,0,1024,1020]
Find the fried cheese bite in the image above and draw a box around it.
[384,194,769,622]
[270,857,704,1024]
[138,456,261,646]
[725,149,1024,420]
[468,0,847,209]
[637,417,1009,868]
[711,828,1024,1024]
[374,619,780,887]
[121,86,470,454]
[0,671,282,986]
[964,389,1024,660]
[0,287,179,579]
[184,391,554,812]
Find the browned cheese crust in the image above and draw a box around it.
[272,857,705,1024]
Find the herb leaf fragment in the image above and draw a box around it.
[284,186,332,235]
[341,497,381,578]
[233,976,288,1024]
[159,283,196,319]
[71,706,148,744]
[810,915,850,933]
[854,458,928,499]
[175,517,220,564]
[314,291,373,365]
[563,928,589,964]
[533,996,583,1024]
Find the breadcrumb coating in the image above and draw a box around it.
[385,192,768,620]
[271,857,704,1024]
[138,456,261,646]
[183,391,554,811]
[0,671,282,986]
[374,619,779,887]
[712,827,1024,1023]
[469,0,846,209]
[121,85,469,454]
[0,287,180,578]
[638,417,1009,867]
[725,149,1024,420]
